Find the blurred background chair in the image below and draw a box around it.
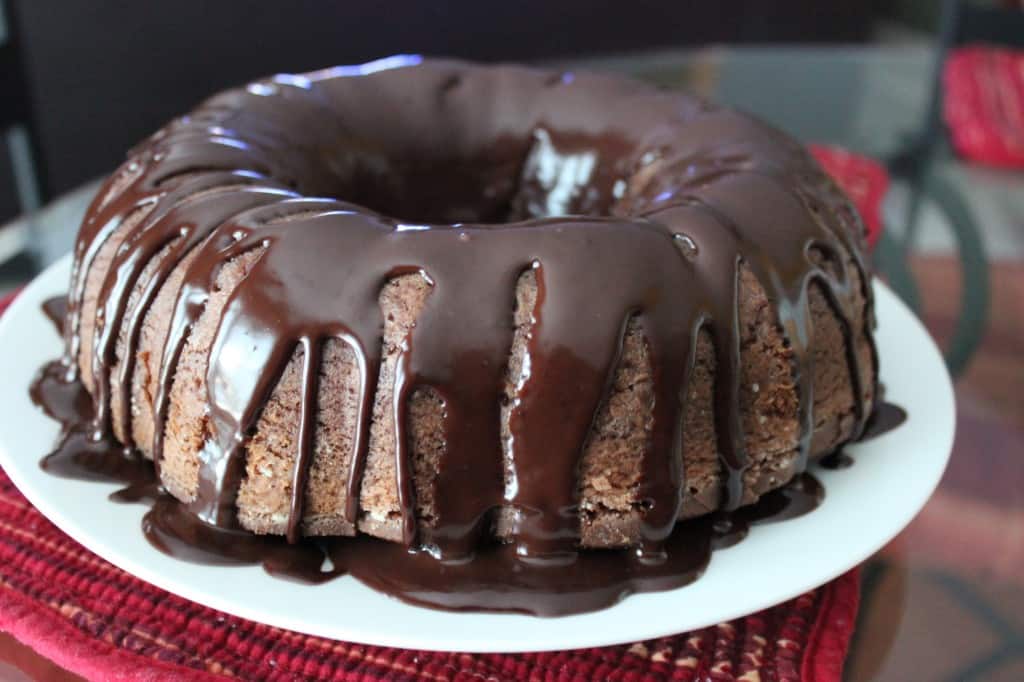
[879,0,1024,376]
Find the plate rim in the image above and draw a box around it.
[0,253,955,652]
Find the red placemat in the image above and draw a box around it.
[944,45,1024,168]
[0,147,884,681]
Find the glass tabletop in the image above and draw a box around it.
[1,45,1022,681]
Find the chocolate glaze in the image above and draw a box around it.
[148,474,822,614]
[31,345,825,615]
[31,358,155,488]
[860,401,908,441]
[819,401,906,470]
[820,452,855,470]
[41,296,67,334]
[34,57,884,613]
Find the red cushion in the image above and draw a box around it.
[810,145,888,248]
[944,45,1024,168]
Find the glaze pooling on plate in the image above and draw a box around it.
[30,323,903,615]
[32,321,829,616]
[821,402,907,469]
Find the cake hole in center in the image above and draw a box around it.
[311,129,636,225]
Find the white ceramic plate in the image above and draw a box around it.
[0,254,954,653]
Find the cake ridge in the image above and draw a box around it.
[92,177,296,449]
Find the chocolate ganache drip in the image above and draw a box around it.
[59,56,877,564]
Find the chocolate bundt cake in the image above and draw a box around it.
[64,56,876,561]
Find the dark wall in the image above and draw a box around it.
[10,1,872,207]
[0,138,17,221]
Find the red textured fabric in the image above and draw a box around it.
[0,459,860,682]
[944,45,1024,168]
[0,147,885,680]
